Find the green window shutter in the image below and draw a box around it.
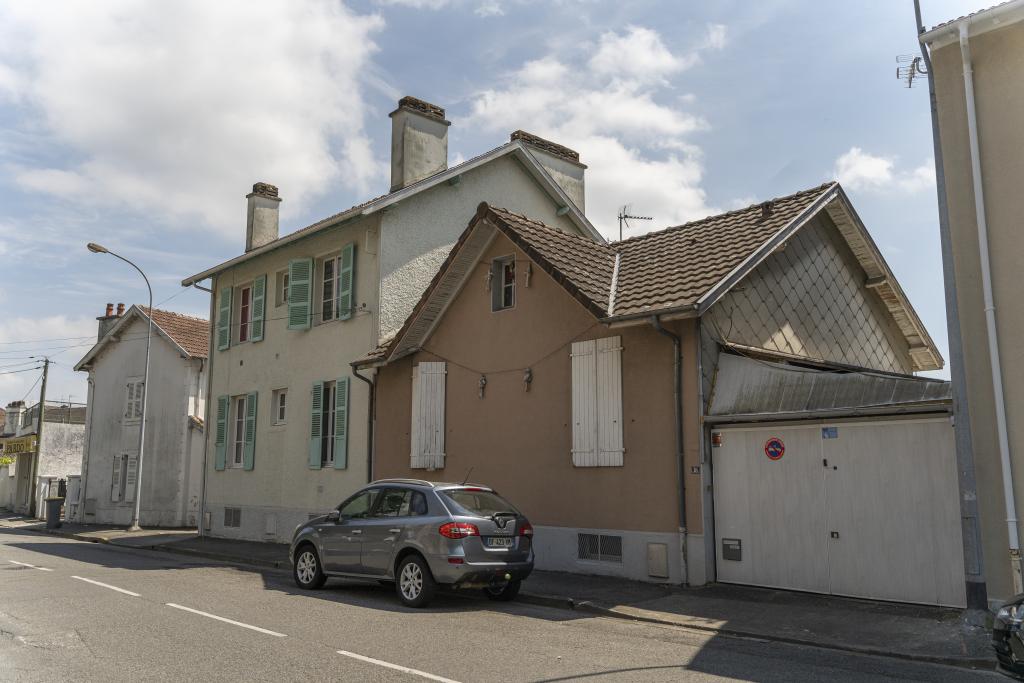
[288,258,313,330]
[308,381,323,469]
[214,395,229,471]
[217,287,233,351]
[243,391,257,470]
[338,243,355,321]
[251,275,267,342]
[333,377,350,469]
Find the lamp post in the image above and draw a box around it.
[87,242,152,532]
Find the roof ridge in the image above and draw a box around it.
[136,305,209,323]
[611,181,837,246]
[487,205,616,253]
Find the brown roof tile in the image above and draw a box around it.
[140,307,210,358]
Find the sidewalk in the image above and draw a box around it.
[0,513,993,670]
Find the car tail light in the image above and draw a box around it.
[439,522,479,539]
[447,557,465,564]
[519,521,534,537]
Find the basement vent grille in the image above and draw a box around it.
[577,533,622,563]
[224,507,242,528]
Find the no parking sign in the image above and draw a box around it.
[764,437,785,461]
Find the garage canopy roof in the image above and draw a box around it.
[707,353,952,423]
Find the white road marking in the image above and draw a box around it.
[336,650,461,683]
[9,560,52,571]
[165,603,286,637]
[71,576,140,597]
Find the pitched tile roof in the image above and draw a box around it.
[141,307,210,358]
[611,183,834,317]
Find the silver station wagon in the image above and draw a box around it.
[289,479,535,607]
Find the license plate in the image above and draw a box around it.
[486,537,514,548]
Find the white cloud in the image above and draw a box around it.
[374,0,504,14]
[0,2,385,235]
[468,25,725,238]
[475,0,505,16]
[833,147,935,193]
[0,315,97,405]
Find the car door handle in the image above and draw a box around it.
[351,529,362,535]
[389,528,401,534]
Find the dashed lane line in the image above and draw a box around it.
[165,603,287,637]
[336,650,462,683]
[9,560,52,571]
[71,576,141,597]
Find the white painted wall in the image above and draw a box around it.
[79,316,206,527]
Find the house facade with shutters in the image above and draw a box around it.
[181,96,601,542]
[74,304,208,527]
[359,187,970,608]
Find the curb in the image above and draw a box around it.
[9,522,994,671]
[516,593,994,672]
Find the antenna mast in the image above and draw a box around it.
[617,205,653,241]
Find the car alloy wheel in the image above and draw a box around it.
[400,561,423,601]
[296,550,318,585]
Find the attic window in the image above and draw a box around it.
[491,256,515,311]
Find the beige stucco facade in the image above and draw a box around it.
[928,15,1024,605]
[200,152,586,542]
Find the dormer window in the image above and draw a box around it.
[491,256,515,312]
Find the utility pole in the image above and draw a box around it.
[28,358,49,518]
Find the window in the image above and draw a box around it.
[110,454,138,503]
[337,489,380,520]
[371,489,409,518]
[124,379,144,421]
[224,507,242,528]
[321,381,336,466]
[317,243,355,324]
[275,269,290,307]
[408,491,428,516]
[571,337,624,467]
[232,395,247,467]
[491,256,515,311]
[321,256,338,322]
[272,389,287,425]
[238,285,252,342]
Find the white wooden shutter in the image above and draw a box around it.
[124,455,138,503]
[596,336,624,466]
[110,455,122,502]
[124,383,135,419]
[413,362,446,470]
[409,366,422,468]
[571,340,598,466]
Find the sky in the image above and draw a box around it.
[0,0,987,405]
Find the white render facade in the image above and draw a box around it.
[75,308,208,527]
[186,97,598,543]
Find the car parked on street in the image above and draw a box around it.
[994,594,1024,678]
[289,479,534,607]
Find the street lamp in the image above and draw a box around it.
[87,242,152,532]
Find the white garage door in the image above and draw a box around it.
[712,418,965,607]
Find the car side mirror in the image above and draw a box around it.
[327,510,341,523]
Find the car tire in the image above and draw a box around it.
[483,579,521,602]
[396,555,436,608]
[293,544,326,590]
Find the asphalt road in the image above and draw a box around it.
[0,528,1001,682]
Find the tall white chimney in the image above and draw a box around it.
[246,182,281,252]
[389,96,450,192]
[511,130,586,213]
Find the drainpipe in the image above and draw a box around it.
[351,365,376,484]
[650,315,687,584]
[77,376,96,522]
[958,22,1022,594]
[193,281,215,537]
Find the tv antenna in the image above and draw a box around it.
[896,54,927,88]
[617,205,653,241]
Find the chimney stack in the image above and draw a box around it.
[246,182,282,252]
[4,401,25,436]
[97,303,122,341]
[510,131,586,213]
[389,96,450,192]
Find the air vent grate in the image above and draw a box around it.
[224,507,242,528]
[577,532,622,563]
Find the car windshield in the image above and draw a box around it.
[440,489,518,517]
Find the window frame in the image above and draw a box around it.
[275,269,290,308]
[491,255,516,312]
[318,252,342,324]
[238,284,252,343]
[336,488,380,520]
[231,394,248,468]
[272,388,288,425]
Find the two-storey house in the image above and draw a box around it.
[182,97,601,542]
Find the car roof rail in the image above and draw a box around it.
[371,478,437,488]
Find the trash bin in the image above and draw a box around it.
[45,497,64,529]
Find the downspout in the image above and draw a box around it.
[193,281,215,537]
[352,365,375,484]
[650,315,687,584]
[914,0,987,611]
[958,22,1022,594]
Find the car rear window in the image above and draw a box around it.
[440,489,518,517]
